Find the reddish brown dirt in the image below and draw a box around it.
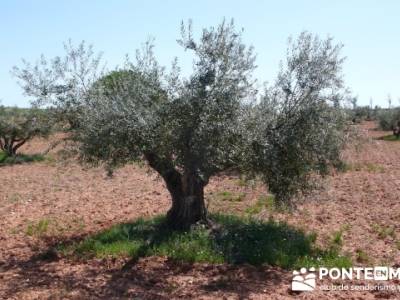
[1,122,400,299]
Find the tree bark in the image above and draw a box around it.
[1,137,20,157]
[166,170,207,229]
[12,139,27,155]
[4,139,15,157]
[144,152,208,229]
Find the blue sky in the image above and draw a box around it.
[1,0,399,107]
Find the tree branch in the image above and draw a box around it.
[144,152,182,198]
[12,139,27,154]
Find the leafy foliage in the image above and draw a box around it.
[12,40,104,130]
[243,32,347,203]
[377,107,400,130]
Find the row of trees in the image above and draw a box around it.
[347,96,400,131]
[347,98,400,132]
[11,20,348,228]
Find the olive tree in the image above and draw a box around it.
[0,106,51,157]
[13,21,347,229]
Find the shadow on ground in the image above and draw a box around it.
[57,214,346,268]
[0,253,287,299]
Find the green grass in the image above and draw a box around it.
[338,161,384,173]
[25,217,87,239]
[213,191,246,202]
[328,224,351,248]
[0,151,7,163]
[355,248,371,264]
[378,134,400,141]
[235,176,257,188]
[245,195,276,215]
[330,230,343,248]
[395,240,400,250]
[58,214,352,269]
[26,219,50,237]
[0,152,45,166]
[372,224,396,239]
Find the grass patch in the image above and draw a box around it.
[0,151,7,163]
[26,219,50,237]
[213,191,246,202]
[0,152,46,166]
[235,176,257,188]
[25,217,86,238]
[7,193,22,203]
[58,214,351,269]
[330,230,343,248]
[338,162,384,173]
[372,224,396,239]
[378,134,400,141]
[328,224,351,251]
[355,248,371,264]
[395,240,400,250]
[245,195,276,215]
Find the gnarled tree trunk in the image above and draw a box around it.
[0,137,27,157]
[144,152,208,229]
[167,170,207,229]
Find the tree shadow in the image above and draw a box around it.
[59,214,334,268]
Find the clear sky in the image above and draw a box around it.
[1,0,399,107]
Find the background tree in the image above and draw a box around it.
[388,94,392,109]
[0,106,52,157]
[13,21,348,229]
[350,96,358,110]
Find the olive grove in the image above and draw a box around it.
[13,20,348,229]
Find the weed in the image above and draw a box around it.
[338,162,384,173]
[26,219,50,237]
[355,248,371,264]
[364,163,385,173]
[372,224,396,239]
[7,193,22,203]
[330,230,343,248]
[341,224,351,232]
[213,191,246,202]
[235,176,257,189]
[236,178,248,187]
[328,225,351,252]
[245,194,276,215]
